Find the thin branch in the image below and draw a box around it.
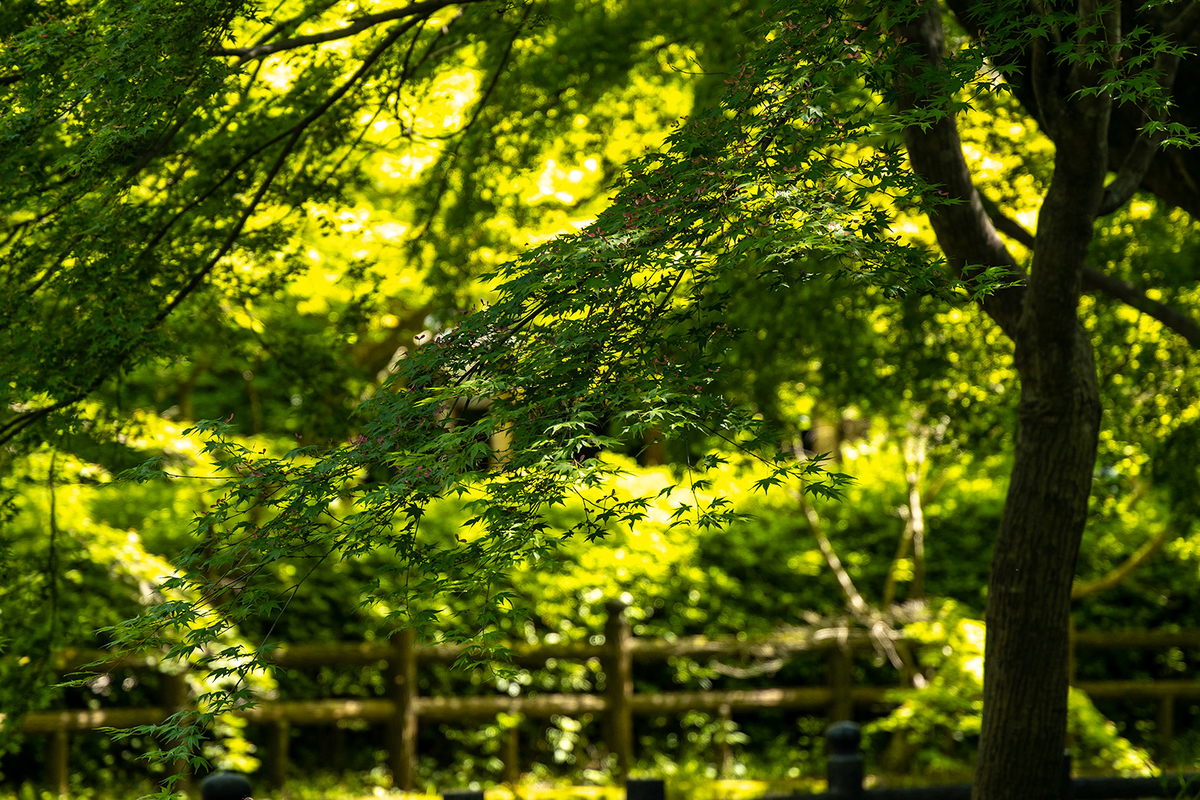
[1071,525,1181,600]
[244,0,346,54]
[880,507,913,611]
[1164,2,1200,42]
[0,394,86,444]
[793,487,870,620]
[46,450,61,649]
[882,435,927,608]
[422,1,531,140]
[903,437,926,601]
[135,11,427,270]
[211,0,485,61]
[406,7,527,244]
[156,15,420,324]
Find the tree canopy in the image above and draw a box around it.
[3,1,1200,799]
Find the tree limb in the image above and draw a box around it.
[211,0,485,61]
[977,192,1036,250]
[1164,2,1200,42]
[894,8,1026,339]
[1081,268,1200,348]
[976,191,1200,349]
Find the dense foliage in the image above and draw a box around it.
[3,0,1200,797]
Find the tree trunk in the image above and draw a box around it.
[893,4,1109,797]
[976,335,1100,798]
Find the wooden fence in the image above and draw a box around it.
[11,604,1200,796]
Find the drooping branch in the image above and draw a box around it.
[976,192,1036,250]
[1164,3,1200,45]
[0,19,423,449]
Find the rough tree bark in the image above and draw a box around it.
[896,4,1110,798]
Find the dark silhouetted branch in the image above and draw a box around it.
[211,0,486,60]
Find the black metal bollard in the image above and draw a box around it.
[627,779,666,800]
[199,773,252,800]
[825,721,864,799]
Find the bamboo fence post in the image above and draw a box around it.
[387,627,418,790]
[604,600,633,782]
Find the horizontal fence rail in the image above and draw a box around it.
[8,606,1200,796]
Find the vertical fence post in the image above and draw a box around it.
[716,703,733,777]
[1157,694,1176,765]
[1062,750,1074,800]
[827,646,853,722]
[47,728,69,797]
[267,719,289,790]
[604,599,634,782]
[502,724,520,785]
[626,779,665,800]
[825,721,863,799]
[387,626,418,791]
